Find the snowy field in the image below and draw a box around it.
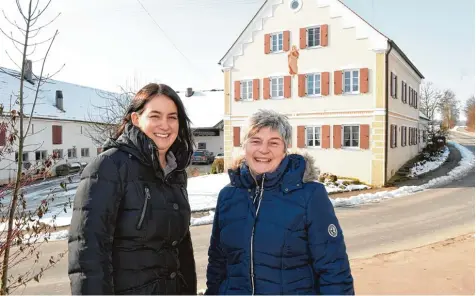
[3,141,474,241]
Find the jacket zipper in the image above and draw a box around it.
[250,174,265,295]
[136,186,151,230]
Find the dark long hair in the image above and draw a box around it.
[115,83,194,167]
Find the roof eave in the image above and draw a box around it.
[388,40,425,79]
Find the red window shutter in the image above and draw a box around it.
[234,81,241,101]
[52,125,62,145]
[284,76,292,98]
[298,74,306,97]
[334,71,342,95]
[320,24,328,46]
[321,72,330,96]
[264,33,271,54]
[233,127,241,147]
[252,79,260,100]
[297,126,305,148]
[0,126,5,146]
[333,125,341,149]
[283,30,290,51]
[263,78,270,100]
[360,124,370,149]
[360,68,369,93]
[322,125,330,148]
[299,28,307,49]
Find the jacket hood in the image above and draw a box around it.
[228,151,320,192]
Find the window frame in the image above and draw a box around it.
[269,32,284,53]
[306,73,322,97]
[305,126,322,148]
[306,26,321,48]
[342,125,360,148]
[270,76,285,99]
[240,80,253,101]
[342,69,360,94]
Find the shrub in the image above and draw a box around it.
[327,174,338,182]
[211,158,224,174]
[318,175,326,183]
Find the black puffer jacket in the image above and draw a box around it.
[68,124,196,295]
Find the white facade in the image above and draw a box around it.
[219,0,425,186]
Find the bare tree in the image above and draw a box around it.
[0,1,68,294]
[438,89,460,131]
[464,95,475,132]
[419,81,441,122]
[84,86,134,146]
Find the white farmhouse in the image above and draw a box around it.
[218,0,427,186]
[0,69,223,185]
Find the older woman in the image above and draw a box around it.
[205,109,354,295]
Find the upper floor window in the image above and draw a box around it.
[306,73,321,96]
[343,70,359,94]
[240,80,253,101]
[307,26,321,47]
[270,77,284,99]
[270,32,283,52]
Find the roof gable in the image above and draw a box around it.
[218,0,423,79]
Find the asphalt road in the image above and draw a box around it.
[10,130,475,295]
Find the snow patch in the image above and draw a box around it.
[408,146,450,177]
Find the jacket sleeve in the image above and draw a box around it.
[68,155,122,295]
[178,230,197,295]
[205,192,227,295]
[306,183,354,295]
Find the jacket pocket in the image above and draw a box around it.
[136,185,151,230]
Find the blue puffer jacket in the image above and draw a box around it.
[205,153,354,295]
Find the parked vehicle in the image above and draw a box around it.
[191,150,214,164]
[215,152,224,160]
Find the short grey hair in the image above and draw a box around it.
[242,109,292,148]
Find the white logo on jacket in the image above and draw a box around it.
[328,224,338,237]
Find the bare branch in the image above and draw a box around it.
[4,51,22,71]
[25,30,59,137]
[2,10,26,33]
[0,28,25,46]
[34,0,52,19]
[15,0,28,22]
[30,0,41,19]
[30,13,61,33]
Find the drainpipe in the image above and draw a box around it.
[384,41,393,185]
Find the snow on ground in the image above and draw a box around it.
[408,146,450,177]
[14,141,475,238]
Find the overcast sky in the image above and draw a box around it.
[0,0,473,114]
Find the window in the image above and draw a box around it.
[68,148,77,158]
[306,73,321,96]
[290,0,302,11]
[81,148,90,157]
[343,125,359,147]
[270,77,284,98]
[343,70,359,94]
[52,125,62,145]
[307,27,321,47]
[15,152,29,162]
[240,80,253,100]
[401,81,407,103]
[390,72,398,98]
[306,126,321,147]
[270,32,283,52]
[401,126,407,146]
[197,142,206,149]
[53,149,63,159]
[35,150,47,160]
[390,125,397,148]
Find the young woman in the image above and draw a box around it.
[68,83,197,295]
[206,109,354,295]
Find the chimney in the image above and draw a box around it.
[55,90,64,111]
[24,60,32,82]
[185,87,194,97]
